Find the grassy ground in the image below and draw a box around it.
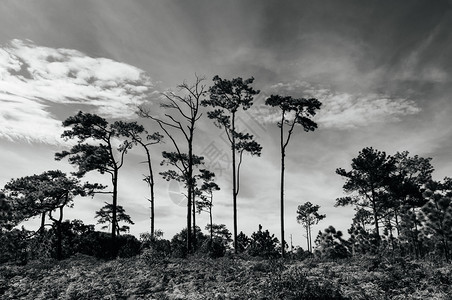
[0,253,451,299]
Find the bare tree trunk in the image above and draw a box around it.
[210,208,213,242]
[40,212,46,236]
[232,112,238,254]
[112,169,118,244]
[143,146,155,238]
[280,123,286,258]
[192,188,197,251]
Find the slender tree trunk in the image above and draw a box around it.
[192,188,197,251]
[186,132,194,254]
[370,188,380,243]
[56,205,64,260]
[210,204,213,242]
[443,236,450,263]
[412,207,420,259]
[112,169,118,244]
[280,114,286,258]
[40,212,46,237]
[231,112,238,253]
[143,147,155,238]
[280,147,285,258]
[308,223,312,253]
[150,190,154,237]
[388,218,395,256]
[306,226,310,252]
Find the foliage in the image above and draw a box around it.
[199,238,226,258]
[266,95,322,257]
[248,225,280,258]
[265,265,347,299]
[422,178,452,262]
[1,254,452,299]
[115,121,163,238]
[139,231,171,264]
[347,223,379,255]
[55,111,141,243]
[139,76,207,254]
[170,226,207,258]
[205,223,232,246]
[297,201,326,252]
[236,231,250,253]
[95,202,135,235]
[315,226,351,259]
[202,75,262,253]
[70,230,141,260]
[0,228,30,264]
[336,147,395,240]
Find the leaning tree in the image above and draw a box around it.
[114,121,163,238]
[55,111,142,245]
[2,170,98,260]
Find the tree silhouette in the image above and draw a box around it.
[315,226,351,259]
[336,147,395,242]
[139,76,206,253]
[248,224,280,258]
[2,170,97,259]
[389,151,433,257]
[95,202,135,236]
[115,121,163,238]
[196,169,220,241]
[55,111,139,245]
[422,178,452,262]
[202,75,262,253]
[296,201,325,253]
[266,94,321,257]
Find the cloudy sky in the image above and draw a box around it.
[1,0,451,249]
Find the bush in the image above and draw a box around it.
[248,226,280,258]
[170,226,207,258]
[73,231,141,259]
[266,266,347,299]
[117,234,141,258]
[200,238,226,258]
[315,226,351,259]
[294,247,313,260]
[139,232,171,264]
[0,228,29,264]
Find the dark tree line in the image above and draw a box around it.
[6,73,452,264]
[316,147,452,262]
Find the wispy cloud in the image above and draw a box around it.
[252,81,421,129]
[0,39,157,144]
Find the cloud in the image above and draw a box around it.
[252,81,421,129]
[0,39,157,144]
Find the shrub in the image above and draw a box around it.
[265,266,347,299]
[200,238,226,258]
[170,226,207,258]
[117,234,141,258]
[315,226,351,259]
[72,231,141,259]
[248,226,280,258]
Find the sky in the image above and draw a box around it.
[1,0,452,249]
